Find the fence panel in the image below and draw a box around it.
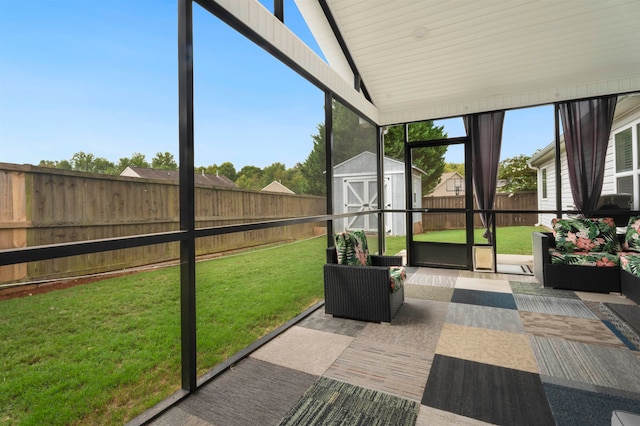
[0,168,28,281]
[0,164,325,283]
[422,191,538,231]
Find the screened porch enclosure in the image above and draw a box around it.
[1,0,640,424]
[170,0,640,405]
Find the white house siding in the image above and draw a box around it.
[536,156,556,229]
[535,149,576,229]
[531,96,640,228]
[602,142,616,195]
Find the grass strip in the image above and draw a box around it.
[385,226,548,255]
[0,236,325,425]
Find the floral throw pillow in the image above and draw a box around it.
[551,217,620,253]
[350,230,371,266]
[623,216,640,252]
[335,232,355,265]
[335,231,371,266]
[389,266,405,293]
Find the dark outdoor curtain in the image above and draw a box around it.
[558,96,617,217]
[464,111,505,244]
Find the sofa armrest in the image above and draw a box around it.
[327,246,403,267]
[323,263,392,321]
[532,232,552,283]
[370,255,403,267]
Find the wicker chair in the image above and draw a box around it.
[323,246,405,323]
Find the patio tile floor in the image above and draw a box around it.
[150,267,640,426]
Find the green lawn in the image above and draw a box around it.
[0,227,546,424]
[385,226,548,256]
[0,236,325,425]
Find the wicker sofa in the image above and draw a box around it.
[532,231,622,294]
[621,269,640,304]
[323,231,405,323]
[533,216,640,299]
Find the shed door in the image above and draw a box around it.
[343,178,378,232]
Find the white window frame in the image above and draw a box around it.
[613,118,640,210]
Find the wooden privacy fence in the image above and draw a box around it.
[422,191,538,231]
[0,164,326,284]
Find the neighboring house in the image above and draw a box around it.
[121,166,236,188]
[332,151,424,236]
[262,181,294,194]
[427,172,465,196]
[529,95,640,228]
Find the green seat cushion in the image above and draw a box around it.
[621,252,640,276]
[623,216,640,253]
[549,249,619,267]
[551,217,620,253]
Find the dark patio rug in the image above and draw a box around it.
[278,377,419,426]
[543,382,640,426]
[604,303,640,333]
[450,288,517,310]
[601,303,640,349]
[422,354,555,426]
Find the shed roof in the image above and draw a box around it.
[332,151,426,176]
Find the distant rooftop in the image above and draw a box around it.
[262,181,295,194]
[121,166,236,188]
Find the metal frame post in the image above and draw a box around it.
[403,124,412,264]
[325,91,334,246]
[377,125,385,253]
[178,0,197,393]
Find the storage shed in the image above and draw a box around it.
[332,151,424,236]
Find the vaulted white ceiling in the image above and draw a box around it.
[296,0,640,125]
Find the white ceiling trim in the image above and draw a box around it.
[380,75,640,126]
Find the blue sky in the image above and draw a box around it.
[0,1,554,170]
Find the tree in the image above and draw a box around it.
[69,152,116,174]
[117,153,149,173]
[498,154,537,195]
[301,102,382,195]
[236,165,262,179]
[217,162,237,181]
[262,162,287,185]
[233,162,305,193]
[152,152,177,170]
[299,126,327,195]
[444,163,465,175]
[301,102,448,196]
[235,165,264,190]
[38,159,72,170]
[198,162,238,181]
[383,123,448,195]
[283,164,308,194]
